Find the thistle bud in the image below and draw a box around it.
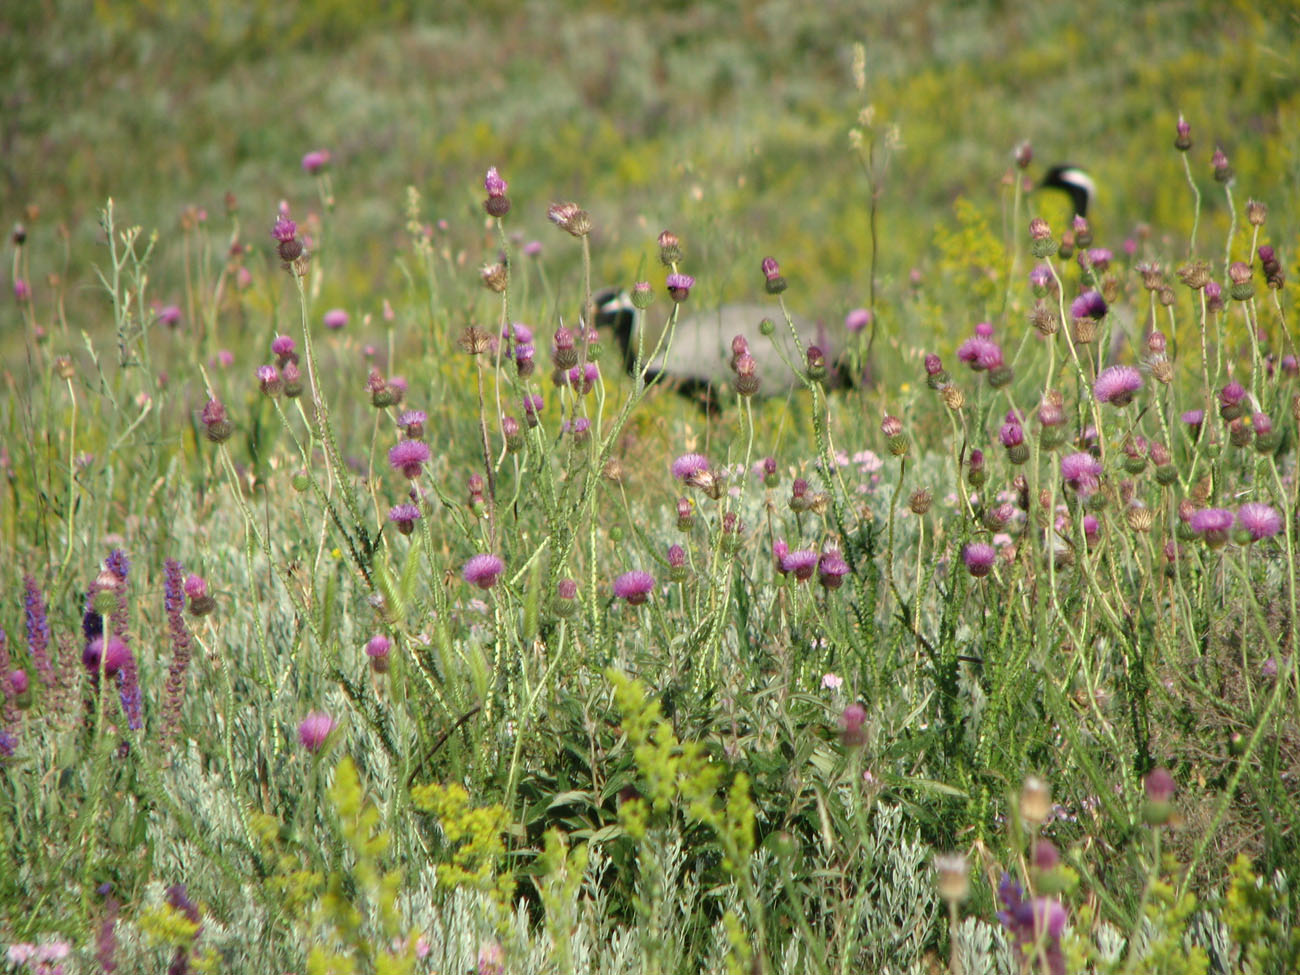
[658,230,683,266]
[1174,115,1192,152]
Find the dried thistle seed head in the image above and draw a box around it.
[1176,261,1211,290]
[1019,776,1052,826]
[459,326,494,355]
[480,262,508,293]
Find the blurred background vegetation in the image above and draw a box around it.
[4,0,1298,359]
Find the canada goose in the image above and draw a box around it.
[1040,164,1095,220]
[593,288,848,403]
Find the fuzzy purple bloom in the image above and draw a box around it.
[1070,290,1107,320]
[666,273,695,301]
[156,304,182,327]
[613,571,655,605]
[388,440,431,479]
[323,308,349,330]
[271,334,296,359]
[997,875,1066,975]
[1236,503,1283,542]
[781,549,819,582]
[301,149,331,173]
[1060,452,1103,496]
[818,550,851,589]
[389,503,421,535]
[1094,365,1143,406]
[83,635,131,678]
[271,214,297,243]
[962,542,997,578]
[672,453,710,480]
[844,308,873,333]
[956,336,1004,371]
[298,711,336,753]
[1190,507,1234,548]
[463,554,506,590]
[840,703,867,746]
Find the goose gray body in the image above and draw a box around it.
[595,290,845,399]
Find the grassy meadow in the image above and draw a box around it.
[3,1,1300,972]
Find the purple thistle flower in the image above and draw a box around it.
[366,634,392,673]
[271,334,296,360]
[389,503,421,535]
[613,571,655,605]
[672,453,710,480]
[301,149,331,173]
[271,214,297,243]
[956,336,1004,371]
[23,575,54,688]
[398,409,426,438]
[156,304,182,327]
[257,364,282,396]
[840,703,867,746]
[818,550,851,589]
[780,549,819,582]
[463,554,505,590]
[996,874,1066,975]
[845,308,873,333]
[523,393,545,426]
[1189,507,1234,548]
[298,711,336,753]
[1060,452,1103,497]
[666,273,695,301]
[323,308,348,330]
[83,635,131,678]
[388,440,431,479]
[484,167,508,198]
[1236,503,1283,542]
[1070,290,1107,320]
[1094,365,1143,406]
[1181,408,1204,431]
[962,542,997,578]
[999,418,1025,448]
[1028,264,1053,290]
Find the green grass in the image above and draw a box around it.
[2,2,1300,972]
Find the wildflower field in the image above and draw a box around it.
[4,2,1300,972]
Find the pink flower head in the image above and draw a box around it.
[1236,503,1282,542]
[780,549,819,582]
[956,336,1004,371]
[962,542,997,578]
[183,574,208,601]
[271,334,296,359]
[156,304,182,327]
[1070,290,1107,320]
[365,634,392,660]
[323,308,348,330]
[463,554,505,590]
[1094,365,1143,406]
[666,273,695,301]
[1060,452,1103,496]
[844,308,873,333]
[613,570,655,605]
[484,167,507,198]
[1189,507,1234,548]
[298,711,336,753]
[271,214,297,243]
[818,550,850,589]
[83,635,131,676]
[840,703,867,746]
[672,453,710,480]
[388,439,431,479]
[301,149,331,173]
[821,672,844,690]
